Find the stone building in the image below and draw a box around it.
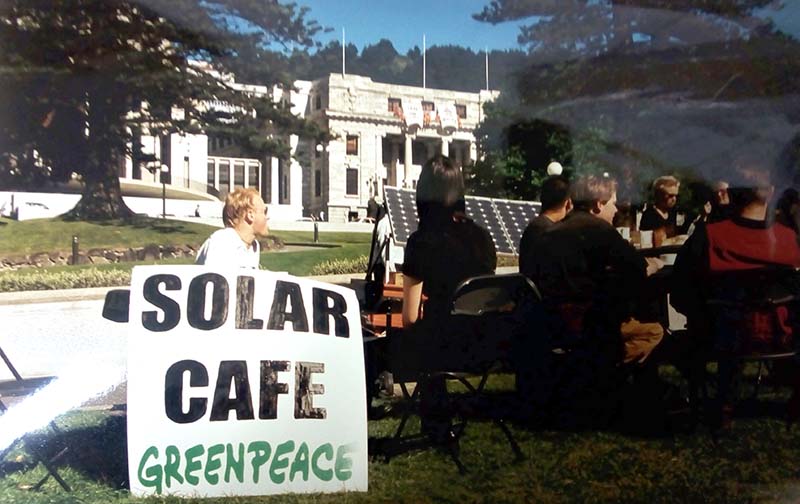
[122,73,498,222]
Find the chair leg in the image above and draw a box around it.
[28,445,70,492]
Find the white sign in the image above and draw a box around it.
[438,101,458,134]
[127,266,368,497]
[403,100,423,131]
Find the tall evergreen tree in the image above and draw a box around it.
[0,0,325,220]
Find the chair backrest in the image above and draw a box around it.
[449,273,541,317]
[705,267,800,354]
[102,289,130,323]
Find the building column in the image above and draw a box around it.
[391,141,400,186]
[270,157,280,204]
[441,138,449,157]
[289,135,302,211]
[214,158,220,191]
[469,141,477,164]
[404,135,413,188]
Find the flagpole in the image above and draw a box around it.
[342,28,346,77]
[423,34,426,89]
[485,46,489,91]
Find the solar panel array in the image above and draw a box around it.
[384,186,541,255]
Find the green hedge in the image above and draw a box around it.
[0,268,131,292]
[309,255,369,276]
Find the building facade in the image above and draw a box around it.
[121,73,498,222]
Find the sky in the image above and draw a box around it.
[297,0,532,53]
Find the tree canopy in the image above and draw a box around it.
[471,0,800,199]
[0,0,326,219]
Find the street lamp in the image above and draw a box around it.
[160,164,170,219]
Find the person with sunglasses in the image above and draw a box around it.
[639,175,687,247]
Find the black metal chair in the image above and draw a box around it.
[0,346,71,491]
[388,273,541,473]
[690,268,800,430]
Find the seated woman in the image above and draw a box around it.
[373,155,496,435]
[398,155,497,368]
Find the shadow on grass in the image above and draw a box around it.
[4,413,129,489]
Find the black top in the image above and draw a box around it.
[639,206,677,233]
[518,214,555,277]
[402,216,497,323]
[521,210,647,329]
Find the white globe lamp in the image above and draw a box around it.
[546,161,563,176]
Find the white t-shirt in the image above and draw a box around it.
[195,228,261,269]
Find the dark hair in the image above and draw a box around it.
[728,153,773,210]
[416,155,465,227]
[539,175,570,212]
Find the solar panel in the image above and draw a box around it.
[383,186,540,256]
[383,186,416,244]
[493,200,541,255]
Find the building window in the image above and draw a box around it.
[388,98,402,112]
[184,156,190,188]
[412,180,417,189]
[346,135,359,155]
[456,104,467,119]
[315,169,321,197]
[315,95,322,110]
[412,140,427,165]
[248,162,259,188]
[422,101,435,112]
[234,161,245,188]
[207,160,215,187]
[278,158,289,204]
[346,168,358,195]
[218,160,230,193]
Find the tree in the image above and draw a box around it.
[0,0,326,220]
[473,0,800,195]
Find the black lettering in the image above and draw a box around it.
[259,360,289,419]
[164,360,208,423]
[312,288,349,337]
[295,361,326,419]
[210,361,254,421]
[236,276,264,330]
[267,281,309,332]
[142,275,181,332]
[187,273,229,330]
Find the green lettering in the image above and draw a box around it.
[334,444,354,481]
[184,444,205,485]
[311,443,334,482]
[225,443,245,483]
[248,441,271,484]
[205,444,224,485]
[164,445,184,488]
[137,446,163,494]
[269,440,295,484]
[289,442,310,482]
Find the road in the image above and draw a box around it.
[0,299,128,406]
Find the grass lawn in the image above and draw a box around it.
[1,374,799,503]
[0,217,371,289]
[0,216,218,256]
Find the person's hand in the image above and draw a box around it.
[645,257,665,276]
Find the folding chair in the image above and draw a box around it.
[691,268,800,430]
[389,273,540,473]
[0,345,71,491]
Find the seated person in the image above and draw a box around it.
[367,155,496,430]
[519,175,571,276]
[672,160,800,428]
[524,175,663,361]
[640,175,687,246]
[195,188,269,269]
[520,175,666,425]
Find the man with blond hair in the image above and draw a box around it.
[195,188,269,269]
[640,175,685,246]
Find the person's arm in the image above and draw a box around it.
[402,275,423,327]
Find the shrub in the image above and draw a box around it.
[309,255,369,276]
[0,268,131,292]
